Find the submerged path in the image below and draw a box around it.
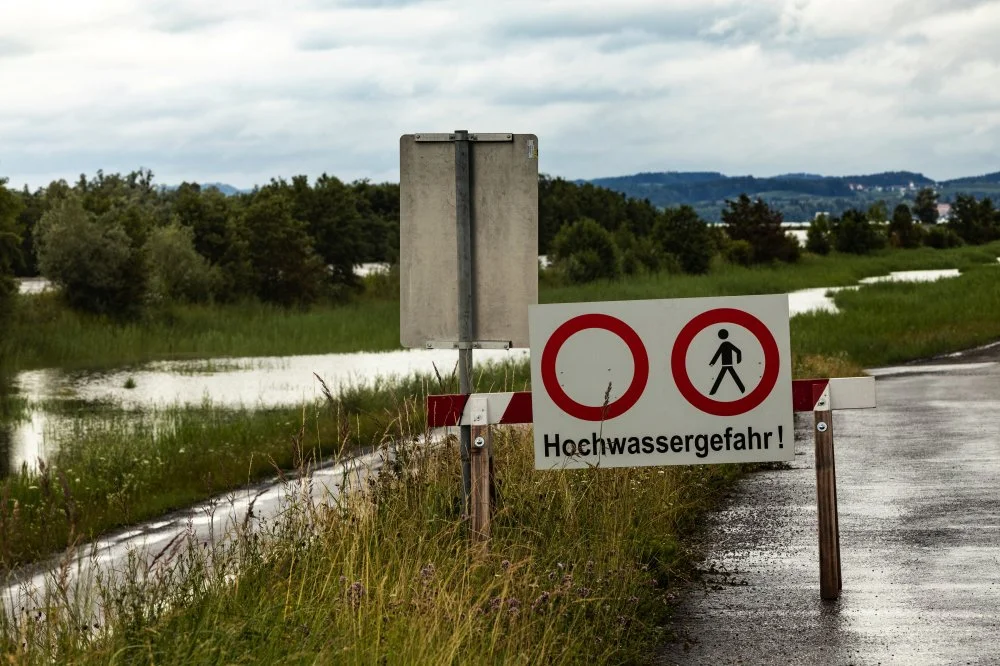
[658,342,1000,664]
[2,446,391,623]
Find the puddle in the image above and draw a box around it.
[787,268,961,316]
[858,268,961,284]
[15,278,52,295]
[15,349,528,410]
[4,348,528,474]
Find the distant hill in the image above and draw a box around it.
[200,182,248,196]
[160,182,249,196]
[583,169,994,222]
[940,171,1000,187]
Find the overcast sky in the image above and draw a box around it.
[2,0,999,189]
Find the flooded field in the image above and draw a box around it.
[0,268,968,476]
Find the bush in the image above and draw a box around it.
[725,239,754,266]
[833,209,886,255]
[613,227,660,275]
[721,194,798,263]
[35,195,149,317]
[888,204,921,249]
[806,215,832,255]
[652,206,714,274]
[361,263,399,300]
[925,225,963,249]
[146,222,219,304]
[550,218,621,283]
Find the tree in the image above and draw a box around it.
[0,179,23,344]
[146,222,218,303]
[169,182,234,266]
[35,194,148,317]
[721,194,799,263]
[14,186,44,276]
[235,189,326,306]
[351,179,400,263]
[286,174,366,289]
[806,214,832,255]
[948,194,999,245]
[550,218,621,283]
[888,204,921,249]
[613,226,660,275]
[867,200,888,224]
[652,206,714,274]
[913,188,938,225]
[833,208,884,255]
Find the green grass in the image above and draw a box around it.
[541,242,1000,304]
[6,296,401,371]
[792,264,1000,367]
[3,412,752,665]
[0,361,530,573]
[7,243,999,372]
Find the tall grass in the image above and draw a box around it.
[542,242,1000,304]
[0,361,530,572]
[7,243,999,372]
[2,406,752,664]
[6,296,401,371]
[792,264,1000,366]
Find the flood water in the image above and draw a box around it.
[0,268,970,476]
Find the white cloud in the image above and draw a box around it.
[1,0,999,188]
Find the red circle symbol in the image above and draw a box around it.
[670,308,779,417]
[540,313,649,421]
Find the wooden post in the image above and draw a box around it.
[468,396,492,543]
[470,425,492,543]
[813,383,841,600]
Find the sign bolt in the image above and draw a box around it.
[474,436,485,448]
[817,422,828,432]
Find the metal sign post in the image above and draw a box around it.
[454,130,474,513]
[399,130,539,542]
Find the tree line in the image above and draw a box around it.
[4,170,400,315]
[804,188,1000,255]
[1,173,998,324]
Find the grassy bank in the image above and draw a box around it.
[4,411,750,664]
[792,263,1000,367]
[7,242,999,371]
[541,241,1000,303]
[6,296,401,371]
[0,362,529,573]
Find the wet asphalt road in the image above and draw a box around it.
[658,342,1000,666]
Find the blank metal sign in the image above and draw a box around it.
[399,133,538,349]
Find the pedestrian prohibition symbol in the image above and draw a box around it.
[528,294,793,470]
[671,308,780,417]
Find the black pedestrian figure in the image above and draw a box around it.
[709,328,745,395]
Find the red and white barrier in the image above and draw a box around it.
[426,377,876,427]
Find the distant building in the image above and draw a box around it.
[937,203,952,220]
